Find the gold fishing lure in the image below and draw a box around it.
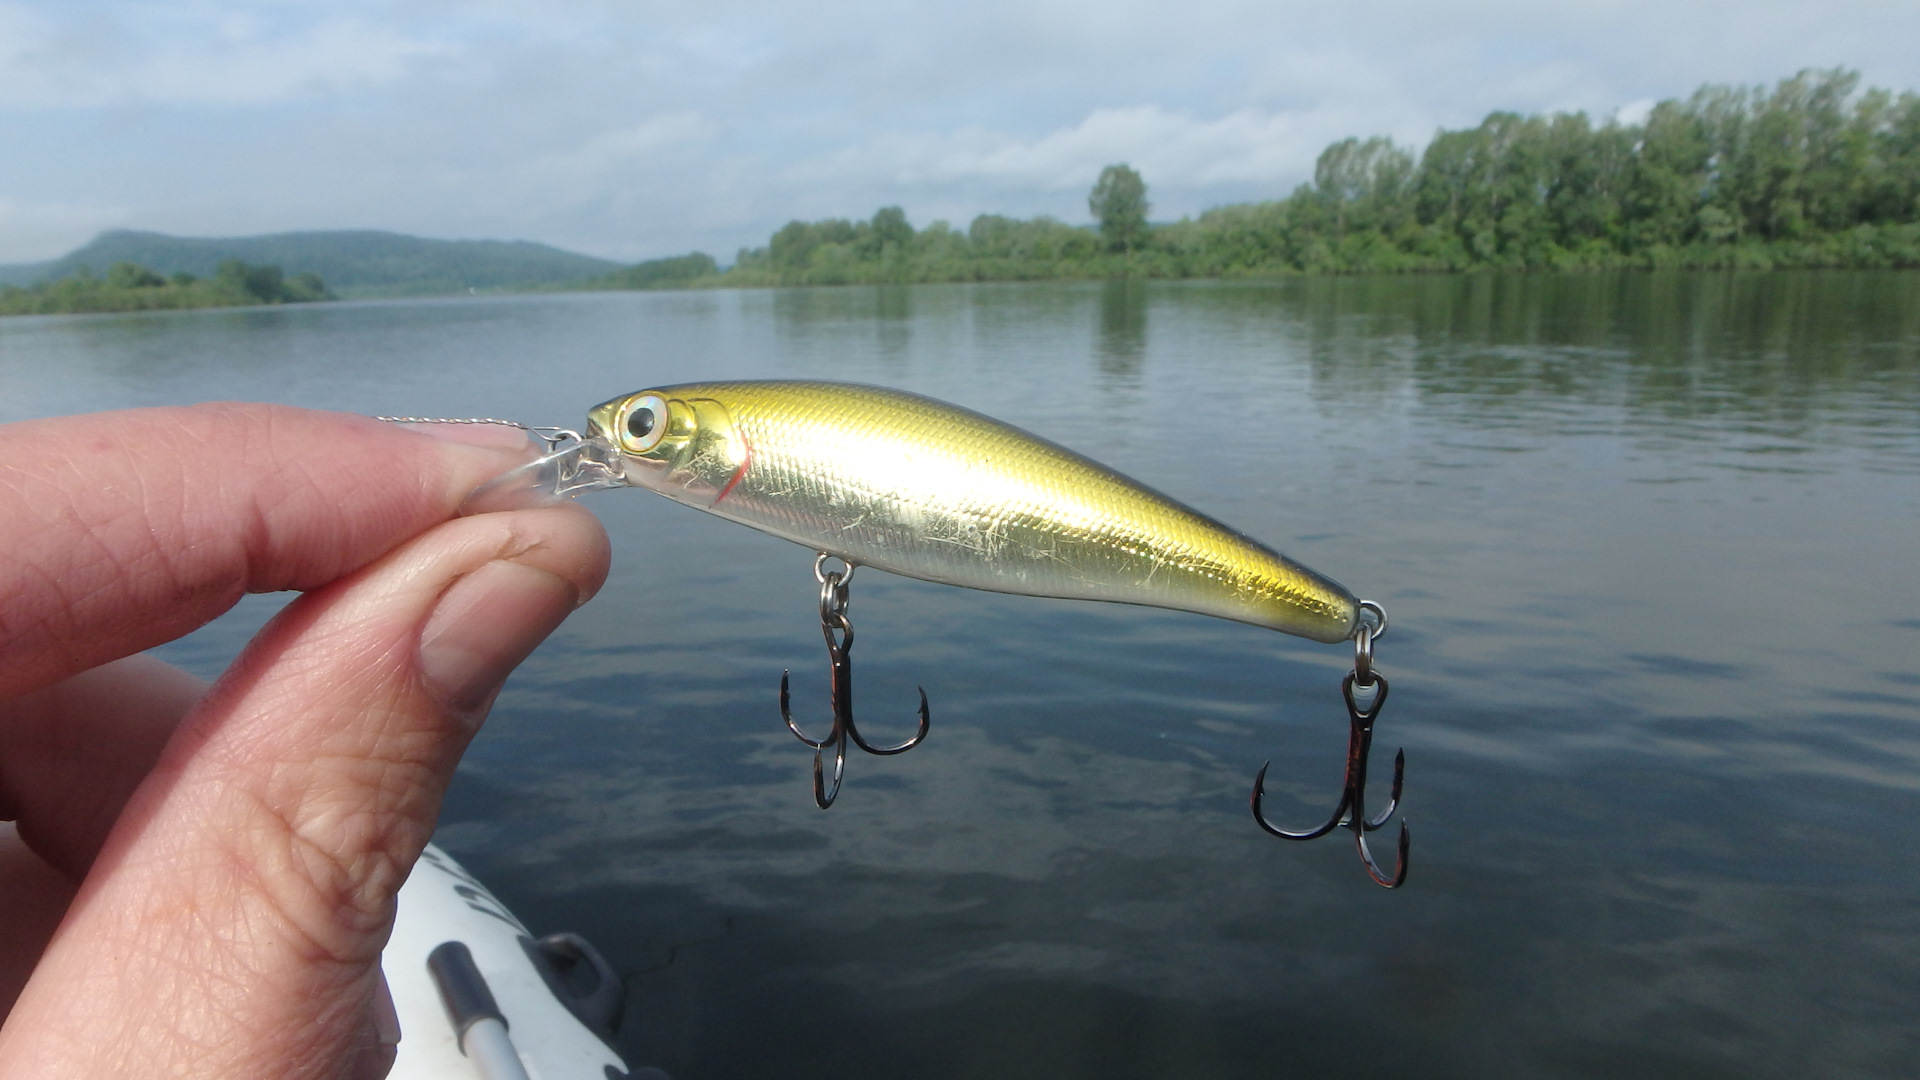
[586,381,1360,644]
[450,379,1406,886]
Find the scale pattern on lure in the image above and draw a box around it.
[584,380,1360,645]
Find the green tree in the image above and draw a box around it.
[868,206,914,251]
[1867,92,1920,222]
[1089,164,1150,253]
[1540,113,1631,257]
[215,259,286,301]
[106,261,166,289]
[1623,97,1713,250]
[3,259,332,316]
[1315,138,1413,222]
[591,253,718,290]
[285,271,336,301]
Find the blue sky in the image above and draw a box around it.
[3,0,1917,264]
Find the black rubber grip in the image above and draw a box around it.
[427,940,508,1040]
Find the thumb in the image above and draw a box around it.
[0,503,609,1079]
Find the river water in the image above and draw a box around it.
[3,273,1918,1079]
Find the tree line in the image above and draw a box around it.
[670,68,1920,288]
[0,260,334,316]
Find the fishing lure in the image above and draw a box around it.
[452,380,1408,887]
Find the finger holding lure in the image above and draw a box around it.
[444,380,1407,888]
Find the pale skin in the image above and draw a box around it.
[0,403,612,1078]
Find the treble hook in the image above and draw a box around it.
[1251,600,1409,888]
[780,553,931,808]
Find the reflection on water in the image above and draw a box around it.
[3,272,1918,1079]
[1096,278,1147,380]
[1214,271,1920,431]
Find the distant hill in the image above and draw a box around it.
[0,230,625,298]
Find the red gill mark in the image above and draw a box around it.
[714,433,753,504]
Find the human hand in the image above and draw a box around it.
[0,403,610,1078]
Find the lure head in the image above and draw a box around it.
[587,387,748,504]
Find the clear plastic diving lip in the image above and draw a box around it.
[458,432,630,516]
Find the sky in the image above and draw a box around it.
[2,0,1917,265]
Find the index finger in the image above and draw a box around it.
[0,403,542,700]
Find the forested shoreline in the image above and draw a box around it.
[690,68,1920,288]
[12,68,1915,311]
[0,259,333,316]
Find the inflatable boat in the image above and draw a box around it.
[383,843,660,1080]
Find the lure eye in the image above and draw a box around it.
[627,406,656,440]
[623,394,669,452]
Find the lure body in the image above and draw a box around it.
[588,381,1357,644]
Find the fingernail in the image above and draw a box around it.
[373,972,401,1047]
[350,1042,398,1080]
[349,975,402,1080]
[420,560,579,720]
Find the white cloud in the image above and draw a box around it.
[0,3,453,108]
[533,114,711,183]
[885,107,1354,191]
[2,0,1919,263]
[1613,98,1658,127]
[774,104,1407,228]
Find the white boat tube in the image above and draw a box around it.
[384,843,646,1080]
